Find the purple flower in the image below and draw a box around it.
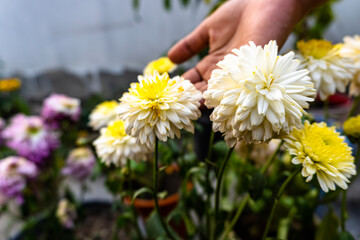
[0,156,38,204]
[41,93,81,125]
[2,114,59,164]
[62,147,95,180]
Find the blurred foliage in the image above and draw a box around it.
[294,0,340,42]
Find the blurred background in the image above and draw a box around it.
[0,0,360,239]
[0,0,358,102]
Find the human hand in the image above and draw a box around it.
[168,0,327,93]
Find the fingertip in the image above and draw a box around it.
[194,81,207,93]
[168,24,209,64]
[167,43,184,64]
[182,68,202,84]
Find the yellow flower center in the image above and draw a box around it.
[106,120,127,138]
[27,125,40,135]
[301,122,351,165]
[130,73,177,110]
[297,40,339,59]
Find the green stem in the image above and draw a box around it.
[153,138,175,240]
[220,193,250,240]
[127,159,133,194]
[205,131,215,238]
[356,143,360,173]
[127,159,143,240]
[347,95,360,118]
[261,140,284,174]
[341,142,360,233]
[341,190,347,232]
[213,147,234,238]
[261,168,301,240]
[324,98,330,122]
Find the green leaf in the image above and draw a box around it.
[158,165,168,172]
[158,191,168,199]
[133,0,140,9]
[168,140,180,154]
[249,171,266,200]
[339,231,355,240]
[182,213,196,236]
[181,0,191,6]
[164,0,171,10]
[146,212,166,238]
[315,208,339,240]
[117,211,133,228]
[132,187,153,204]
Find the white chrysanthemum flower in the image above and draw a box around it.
[284,121,356,192]
[89,101,118,130]
[297,39,355,100]
[93,120,148,167]
[204,40,316,146]
[340,35,360,96]
[117,72,202,147]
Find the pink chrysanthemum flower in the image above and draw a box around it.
[41,93,81,125]
[2,114,59,164]
[62,147,96,180]
[0,156,38,204]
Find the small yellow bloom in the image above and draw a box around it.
[284,121,356,192]
[89,101,118,130]
[143,57,177,75]
[93,120,149,166]
[344,114,360,140]
[0,78,21,92]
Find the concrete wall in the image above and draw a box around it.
[0,0,359,99]
[0,0,209,76]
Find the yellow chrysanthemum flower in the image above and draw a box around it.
[343,114,360,140]
[117,72,201,148]
[93,120,148,166]
[89,101,118,130]
[340,35,360,96]
[0,78,21,92]
[143,57,177,75]
[284,121,356,192]
[297,39,354,100]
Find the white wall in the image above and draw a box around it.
[0,0,210,76]
[0,0,359,76]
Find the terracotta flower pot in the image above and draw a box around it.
[123,192,179,219]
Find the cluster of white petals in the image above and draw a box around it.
[117,72,201,148]
[340,35,360,96]
[204,41,316,146]
[89,101,118,130]
[297,40,355,100]
[93,120,148,167]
